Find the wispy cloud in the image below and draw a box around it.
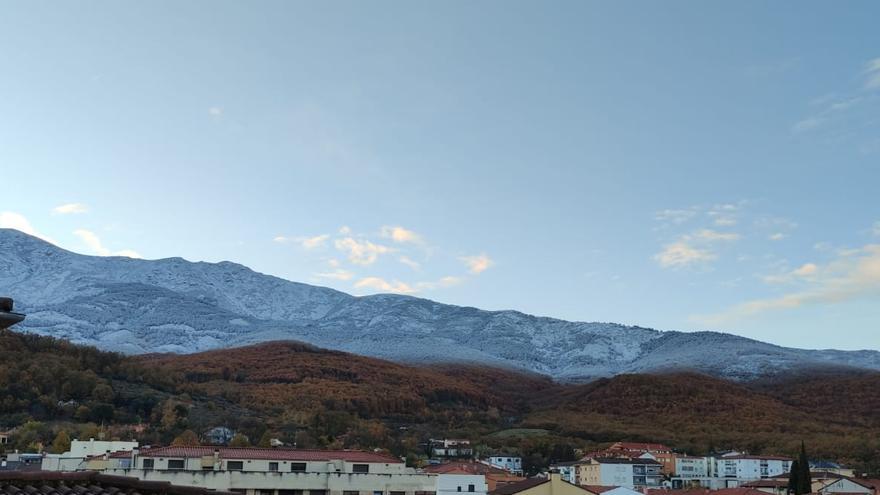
[354,277,417,294]
[380,225,423,244]
[768,233,787,241]
[655,208,698,225]
[693,229,740,242]
[315,269,355,281]
[399,256,421,270]
[52,203,89,215]
[654,228,739,268]
[654,241,717,268]
[693,244,880,325]
[208,106,223,117]
[274,234,330,250]
[0,211,59,245]
[73,229,141,258]
[792,117,824,133]
[864,57,880,90]
[335,237,392,265]
[460,253,494,274]
[873,221,880,237]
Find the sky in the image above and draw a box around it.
[1,1,878,351]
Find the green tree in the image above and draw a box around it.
[229,433,250,447]
[788,459,800,495]
[797,442,812,495]
[172,430,200,446]
[258,431,273,448]
[50,430,71,454]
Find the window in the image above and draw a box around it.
[390,491,405,495]
[269,462,279,472]
[167,459,185,470]
[227,461,244,471]
[457,488,462,493]
[143,459,155,470]
[344,491,359,495]
[310,491,326,495]
[374,492,384,495]
[468,486,475,493]
[352,464,370,474]
[279,491,303,495]
[291,462,307,472]
[258,491,274,495]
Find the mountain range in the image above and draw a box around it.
[2,227,878,381]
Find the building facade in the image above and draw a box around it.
[576,458,662,490]
[103,446,437,495]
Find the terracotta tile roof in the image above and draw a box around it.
[742,479,789,488]
[423,462,511,475]
[0,471,237,495]
[129,446,402,463]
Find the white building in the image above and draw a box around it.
[484,457,523,476]
[436,474,488,495]
[103,446,439,495]
[42,438,139,471]
[670,455,792,490]
[576,458,662,489]
[431,440,473,459]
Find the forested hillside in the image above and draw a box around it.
[1,330,878,475]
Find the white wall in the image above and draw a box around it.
[436,474,487,495]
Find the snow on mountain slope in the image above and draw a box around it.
[1,228,878,380]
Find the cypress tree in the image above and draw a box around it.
[798,442,812,495]
[788,459,800,495]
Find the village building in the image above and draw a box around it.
[422,461,523,492]
[102,446,440,495]
[490,473,593,495]
[575,458,662,490]
[42,438,139,472]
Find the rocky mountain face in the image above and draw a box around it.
[1,228,878,381]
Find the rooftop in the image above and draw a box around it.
[121,446,402,464]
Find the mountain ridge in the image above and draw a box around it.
[2,227,878,381]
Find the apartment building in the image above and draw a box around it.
[670,455,792,490]
[576,458,662,490]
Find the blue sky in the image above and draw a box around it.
[1,1,878,350]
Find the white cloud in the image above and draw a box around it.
[0,211,58,245]
[399,256,421,270]
[763,262,819,284]
[315,269,355,281]
[769,233,786,241]
[654,241,717,268]
[300,234,330,250]
[52,203,89,215]
[872,221,880,237]
[655,208,698,225]
[354,277,417,294]
[209,107,223,117]
[338,225,352,235]
[694,244,880,325]
[380,225,423,244]
[693,229,740,242]
[460,253,494,274]
[864,57,880,90]
[792,117,823,133]
[274,234,330,249]
[438,276,463,287]
[335,237,392,265]
[73,229,141,258]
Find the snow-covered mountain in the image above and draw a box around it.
[2,228,878,380]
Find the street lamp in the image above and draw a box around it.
[0,297,25,329]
